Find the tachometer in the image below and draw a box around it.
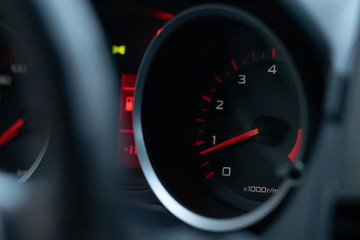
[195,49,303,210]
[134,4,307,231]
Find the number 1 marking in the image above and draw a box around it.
[212,135,216,145]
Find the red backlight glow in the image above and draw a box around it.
[288,129,302,163]
[152,11,174,20]
[117,73,140,168]
[157,29,164,36]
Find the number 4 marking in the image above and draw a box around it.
[268,64,277,75]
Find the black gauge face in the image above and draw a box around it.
[135,5,308,231]
[195,49,302,210]
[0,23,50,182]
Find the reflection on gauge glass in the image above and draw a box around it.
[0,22,50,182]
[135,4,307,231]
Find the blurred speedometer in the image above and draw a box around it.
[0,22,50,182]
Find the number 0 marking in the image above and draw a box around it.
[222,167,231,176]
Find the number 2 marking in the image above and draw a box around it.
[216,100,224,110]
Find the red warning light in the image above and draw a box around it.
[125,96,134,111]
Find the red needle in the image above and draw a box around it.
[0,118,24,147]
[200,128,259,155]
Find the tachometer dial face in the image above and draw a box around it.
[135,4,308,231]
[0,23,50,182]
[195,49,302,210]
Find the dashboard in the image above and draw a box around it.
[1,0,360,239]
